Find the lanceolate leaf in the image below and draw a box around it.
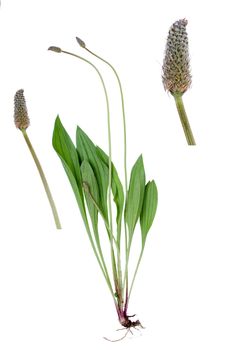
[81,160,100,234]
[125,155,145,239]
[76,127,109,221]
[53,117,82,187]
[96,146,124,235]
[140,180,158,247]
[52,117,87,225]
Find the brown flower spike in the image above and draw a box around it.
[162,19,191,95]
[14,89,30,129]
[13,89,61,228]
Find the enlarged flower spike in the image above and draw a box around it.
[14,89,30,129]
[162,19,196,145]
[162,18,191,94]
[13,90,62,229]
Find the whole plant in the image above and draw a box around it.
[49,37,158,340]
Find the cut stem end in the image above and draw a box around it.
[173,93,196,145]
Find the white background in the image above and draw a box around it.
[1,0,232,349]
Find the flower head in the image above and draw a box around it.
[14,89,30,129]
[162,19,191,94]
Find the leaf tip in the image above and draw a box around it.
[138,154,144,166]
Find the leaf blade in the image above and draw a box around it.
[53,116,82,187]
[76,126,109,221]
[81,160,100,233]
[52,116,87,223]
[140,180,158,247]
[125,155,145,239]
[96,146,124,235]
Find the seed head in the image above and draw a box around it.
[14,89,30,129]
[162,19,191,94]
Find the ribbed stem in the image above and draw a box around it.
[83,47,129,306]
[21,129,61,229]
[173,93,196,145]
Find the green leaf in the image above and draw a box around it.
[125,155,145,239]
[76,127,109,221]
[81,160,100,234]
[53,117,82,187]
[96,146,124,235]
[140,180,158,247]
[52,117,87,224]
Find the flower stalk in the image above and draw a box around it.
[48,46,118,295]
[75,37,130,316]
[14,89,61,229]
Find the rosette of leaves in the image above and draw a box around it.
[53,117,157,330]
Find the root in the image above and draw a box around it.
[103,328,131,342]
[103,317,144,342]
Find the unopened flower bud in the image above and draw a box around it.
[76,37,86,48]
[48,46,62,53]
[162,19,192,94]
[14,89,30,129]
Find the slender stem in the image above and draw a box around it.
[173,93,196,145]
[92,230,114,294]
[60,49,118,286]
[105,87,114,289]
[82,183,117,293]
[75,184,115,297]
[123,245,130,313]
[83,219,115,299]
[21,129,61,229]
[123,237,131,310]
[84,48,128,195]
[128,247,144,301]
[83,47,129,305]
[124,224,128,297]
